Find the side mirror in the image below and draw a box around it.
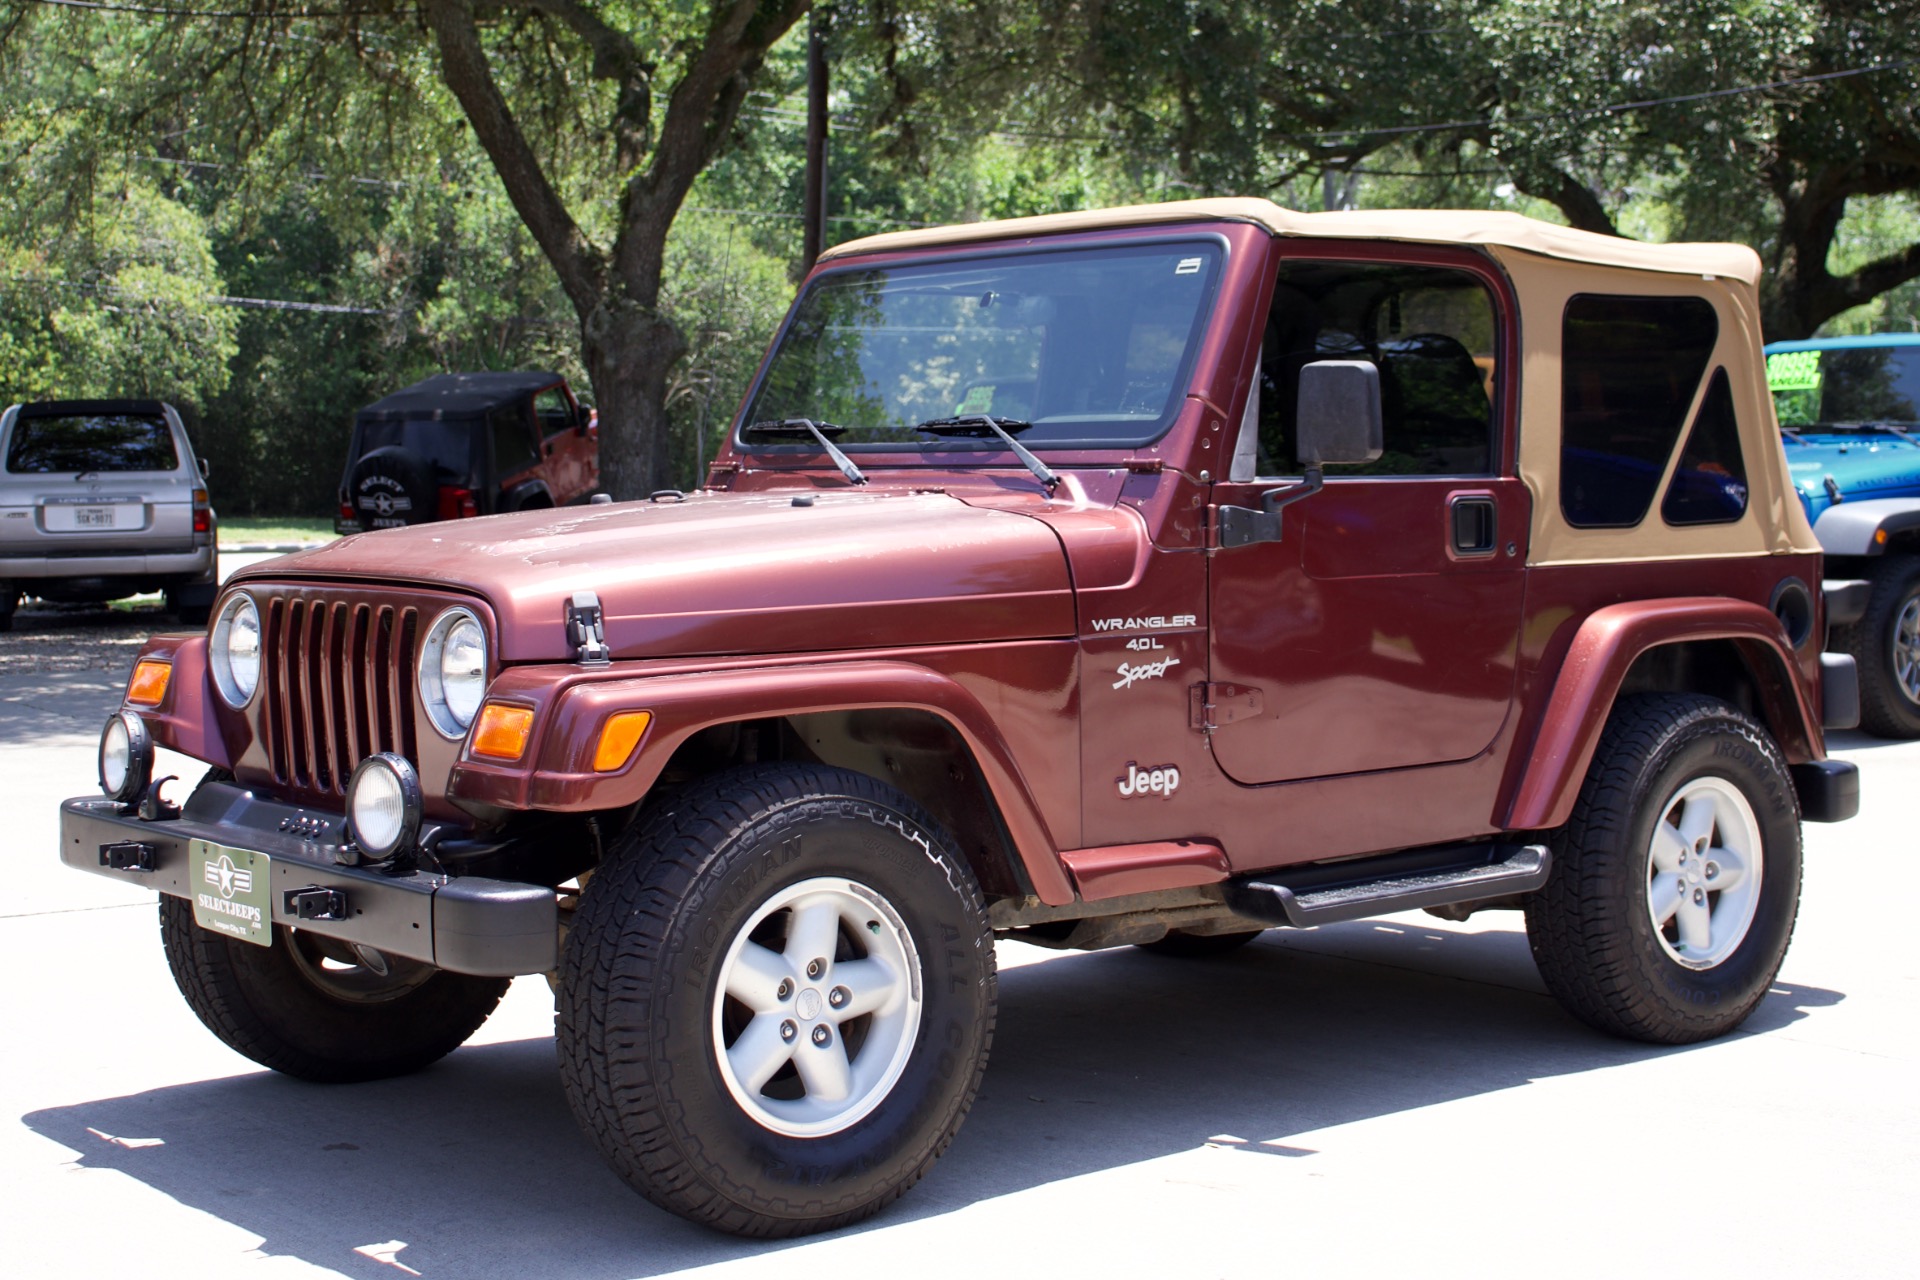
[1217,360,1382,550]
[577,405,594,435]
[197,457,211,478]
[1296,360,1383,467]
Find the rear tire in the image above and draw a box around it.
[1840,554,1920,738]
[557,764,995,1238]
[159,897,508,1082]
[1524,694,1801,1044]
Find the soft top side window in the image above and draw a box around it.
[1559,294,1718,528]
[1253,260,1498,477]
[491,405,540,477]
[534,387,574,438]
[1661,368,1748,526]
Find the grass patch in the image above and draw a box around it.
[219,516,337,549]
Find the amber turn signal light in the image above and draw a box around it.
[126,660,171,707]
[593,711,653,772]
[471,703,535,760]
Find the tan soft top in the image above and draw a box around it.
[820,197,1762,285]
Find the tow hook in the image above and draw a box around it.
[284,886,348,921]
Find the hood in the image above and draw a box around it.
[1783,429,1920,523]
[236,489,1077,661]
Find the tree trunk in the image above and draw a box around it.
[583,290,688,497]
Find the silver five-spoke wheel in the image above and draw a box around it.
[713,876,924,1137]
[1646,777,1762,969]
[1894,594,1920,705]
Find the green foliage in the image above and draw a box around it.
[0,180,237,406]
[6,0,1920,516]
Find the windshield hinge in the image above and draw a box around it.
[1123,459,1164,474]
[1189,682,1264,732]
[565,591,611,665]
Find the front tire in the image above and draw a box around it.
[159,898,509,1082]
[557,764,996,1238]
[1524,694,1802,1044]
[1840,554,1920,738]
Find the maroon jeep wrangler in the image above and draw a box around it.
[61,200,1859,1238]
[334,370,598,534]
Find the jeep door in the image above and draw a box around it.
[533,384,597,502]
[1207,246,1529,786]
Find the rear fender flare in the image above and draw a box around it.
[1502,598,1819,831]
[451,659,1076,905]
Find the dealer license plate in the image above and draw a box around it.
[189,840,272,947]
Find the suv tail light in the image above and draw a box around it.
[192,488,211,535]
[338,501,356,523]
[438,486,479,520]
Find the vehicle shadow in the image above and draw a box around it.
[23,922,1842,1277]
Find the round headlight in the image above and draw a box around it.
[98,710,153,803]
[347,753,421,860]
[420,607,487,738]
[209,593,261,707]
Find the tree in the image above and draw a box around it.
[419,0,810,495]
[867,0,1920,339]
[2,0,810,497]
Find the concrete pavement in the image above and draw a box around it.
[1,650,1914,1278]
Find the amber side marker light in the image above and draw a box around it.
[126,660,171,707]
[472,704,535,761]
[593,711,653,772]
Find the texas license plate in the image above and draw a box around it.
[74,505,115,527]
[189,840,272,947]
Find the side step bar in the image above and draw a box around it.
[1226,842,1551,928]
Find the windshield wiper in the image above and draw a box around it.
[742,418,866,485]
[915,414,1059,492]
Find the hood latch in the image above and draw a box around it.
[566,591,612,665]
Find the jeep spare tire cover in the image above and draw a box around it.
[350,446,437,528]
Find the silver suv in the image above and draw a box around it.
[0,399,217,631]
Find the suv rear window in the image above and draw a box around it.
[5,412,179,473]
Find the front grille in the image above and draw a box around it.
[260,592,420,795]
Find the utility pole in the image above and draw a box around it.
[801,5,831,274]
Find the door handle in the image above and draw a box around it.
[1449,494,1498,556]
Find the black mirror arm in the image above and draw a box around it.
[1217,464,1324,549]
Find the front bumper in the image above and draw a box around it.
[59,781,556,977]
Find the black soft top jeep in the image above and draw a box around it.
[335,370,597,533]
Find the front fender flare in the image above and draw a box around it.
[1812,498,1920,556]
[1502,598,1820,831]
[450,659,1076,905]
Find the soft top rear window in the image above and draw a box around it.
[5,412,179,474]
[357,417,481,481]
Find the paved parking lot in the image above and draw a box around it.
[2,602,1915,1278]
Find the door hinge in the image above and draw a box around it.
[1190,682,1264,731]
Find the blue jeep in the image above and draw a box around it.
[1767,334,1920,736]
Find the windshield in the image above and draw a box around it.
[739,239,1225,450]
[1768,345,1920,427]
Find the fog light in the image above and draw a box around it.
[99,711,154,804]
[347,753,421,860]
